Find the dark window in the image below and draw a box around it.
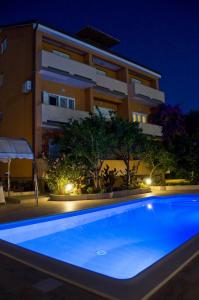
[48,139,60,157]
[0,38,7,54]
[68,99,75,109]
[49,95,58,106]
[0,73,4,87]
[60,97,68,108]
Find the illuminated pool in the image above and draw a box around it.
[0,195,199,281]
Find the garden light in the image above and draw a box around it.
[64,183,74,193]
[145,177,152,185]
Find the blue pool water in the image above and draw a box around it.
[0,195,199,279]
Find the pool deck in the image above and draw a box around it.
[0,190,199,299]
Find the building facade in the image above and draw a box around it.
[0,21,165,179]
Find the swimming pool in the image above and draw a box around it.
[0,194,199,299]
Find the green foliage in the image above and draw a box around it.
[141,139,175,184]
[109,116,146,188]
[60,112,116,191]
[149,104,185,147]
[46,109,179,193]
[100,164,118,192]
[45,155,84,194]
[120,166,140,189]
[182,111,199,183]
[153,109,199,184]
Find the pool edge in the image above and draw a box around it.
[0,233,199,300]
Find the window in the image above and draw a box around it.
[132,113,137,123]
[132,112,147,123]
[49,95,58,106]
[142,114,147,123]
[137,114,141,123]
[59,96,68,108]
[43,92,75,109]
[52,50,70,59]
[0,38,7,54]
[68,98,75,109]
[48,138,60,158]
[0,73,4,87]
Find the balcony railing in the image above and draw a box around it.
[41,50,96,83]
[132,82,165,104]
[96,74,128,96]
[41,104,88,127]
[40,50,128,96]
[139,123,163,136]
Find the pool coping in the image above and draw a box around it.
[0,196,199,300]
[49,188,151,201]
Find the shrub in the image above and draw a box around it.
[45,155,85,194]
[120,167,139,189]
[100,165,118,192]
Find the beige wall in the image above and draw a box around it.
[42,40,85,63]
[101,160,150,176]
[41,80,88,111]
[0,25,34,177]
[129,100,151,115]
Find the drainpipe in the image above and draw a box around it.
[31,22,40,204]
[7,159,11,197]
[32,22,38,183]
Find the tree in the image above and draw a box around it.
[100,164,118,192]
[163,110,199,183]
[141,139,174,184]
[110,116,145,188]
[45,155,84,194]
[60,112,116,191]
[183,111,199,183]
[148,104,185,148]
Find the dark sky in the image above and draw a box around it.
[1,0,199,112]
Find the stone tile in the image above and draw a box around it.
[33,278,63,293]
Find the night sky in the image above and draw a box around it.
[1,0,199,112]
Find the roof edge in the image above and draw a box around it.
[0,20,162,78]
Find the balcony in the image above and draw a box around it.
[139,123,162,136]
[95,75,128,98]
[40,50,96,88]
[131,82,165,105]
[41,104,88,128]
[40,51,128,97]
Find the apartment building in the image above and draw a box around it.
[0,21,165,179]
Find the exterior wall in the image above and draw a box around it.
[37,27,164,129]
[93,90,122,104]
[129,100,151,115]
[0,22,165,181]
[42,80,88,111]
[93,90,130,120]
[129,72,156,88]
[100,160,150,176]
[93,63,117,79]
[0,25,34,178]
[94,99,118,111]
[42,40,85,63]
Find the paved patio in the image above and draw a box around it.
[0,191,199,299]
